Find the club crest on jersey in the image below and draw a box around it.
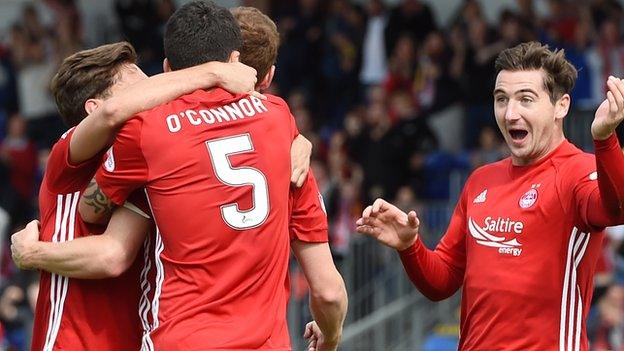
[519,188,538,209]
[104,147,115,172]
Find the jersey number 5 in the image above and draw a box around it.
[206,134,269,230]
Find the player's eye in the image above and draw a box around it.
[495,96,508,104]
[521,96,533,103]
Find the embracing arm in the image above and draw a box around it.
[11,207,148,279]
[70,61,258,164]
[79,178,115,224]
[290,134,312,187]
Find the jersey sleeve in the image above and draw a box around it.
[398,180,468,301]
[559,135,624,230]
[556,154,598,231]
[45,128,107,193]
[289,170,328,243]
[95,119,148,206]
[289,111,299,140]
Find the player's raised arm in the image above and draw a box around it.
[11,206,148,279]
[581,76,624,226]
[68,52,258,164]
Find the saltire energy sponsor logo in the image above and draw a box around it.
[468,216,523,256]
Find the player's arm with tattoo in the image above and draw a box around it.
[80,179,115,224]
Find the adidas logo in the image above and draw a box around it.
[473,189,487,204]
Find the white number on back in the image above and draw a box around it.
[206,134,269,229]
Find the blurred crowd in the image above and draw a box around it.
[0,0,623,350]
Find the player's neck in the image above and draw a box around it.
[511,134,566,166]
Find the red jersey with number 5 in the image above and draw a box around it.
[96,89,297,350]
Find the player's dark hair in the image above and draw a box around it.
[231,7,279,87]
[495,41,577,104]
[51,42,137,127]
[164,0,242,70]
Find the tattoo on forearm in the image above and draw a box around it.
[83,180,114,214]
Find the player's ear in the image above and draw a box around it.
[554,93,570,121]
[229,51,240,63]
[163,58,171,73]
[258,65,275,91]
[84,98,102,115]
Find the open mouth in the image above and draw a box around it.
[509,129,528,141]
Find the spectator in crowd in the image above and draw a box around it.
[384,0,436,57]
[0,280,36,351]
[321,0,362,127]
[115,0,175,75]
[592,283,624,351]
[10,6,63,149]
[272,0,324,99]
[455,18,498,148]
[359,0,387,87]
[589,0,623,33]
[0,115,37,225]
[384,34,416,100]
[0,45,17,140]
[469,125,506,169]
[593,18,624,96]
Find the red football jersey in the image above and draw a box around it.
[96,89,298,350]
[289,170,328,243]
[32,128,143,351]
[401,140,608,351]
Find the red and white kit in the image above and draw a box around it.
[97,89,300,350]
[33,128,143,351]
[400,136,624,351]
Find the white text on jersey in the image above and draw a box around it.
[483,216,524,234]
[166,96,268,133]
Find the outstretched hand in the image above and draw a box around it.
[593,76,624,140]
[355,198,420,251]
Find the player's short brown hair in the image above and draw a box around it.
[51,42,137,127]
[495,41,577,104]
[230,6,279,86]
